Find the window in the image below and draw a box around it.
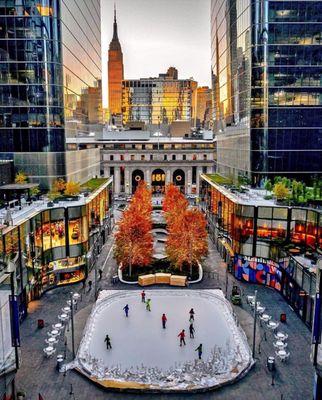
[132,144,135,149]
[203,154,207,160]
[192,154,197,160]
[164,155,168,161]
[172,155,176,160]
[120,155,124,161]
[202,166,207,173]
[110,155,114,161]
[141,155,145,161]
[130,155,135,161]
[142,144,146,150]
[150,154,153,160]
[183,154,186,160]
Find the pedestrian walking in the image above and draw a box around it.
[88,280,92,292]
[123,304,129,317]
[161,313,167,329]
[104,334,112,349]
[98,268,103,280]
[189,323,195,338]
[141,290,146,303]
[146,298,151,311]
[189,308,195,322]
[195,343,203,359]
[178,329,186,346]
[82,280,86,293]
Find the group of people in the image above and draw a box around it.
[104,291,203,360]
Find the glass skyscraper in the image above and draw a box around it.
[0,0,102,186]
[122,67,197,125]
[211,0,322,184]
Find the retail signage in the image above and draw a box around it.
[9,295,20,347]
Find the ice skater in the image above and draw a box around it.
[189,308,195,322]
[104,334,112,349]
[161,313,167,329]
[141,290,146,303]
[195,343,203,359]
[146,298,151,311]
[178,329,186,346]
[123,304,129,317]
[189,322,195,338]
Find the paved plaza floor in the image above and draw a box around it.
[16,233,314,400]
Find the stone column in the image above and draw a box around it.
[196,166,202,195]
[166,169,171,185]
[146,168,151,190]
[125,168,131,194]
[114,167,120,194]
[187,168,192,195]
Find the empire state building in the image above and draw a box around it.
[108,6,124,116]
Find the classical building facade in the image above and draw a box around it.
[211,0,322,184]
[67,130,215,194]
[108,6,124,116]
[122,67,197,125]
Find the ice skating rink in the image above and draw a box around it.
[86,290,235,370]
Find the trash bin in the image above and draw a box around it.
[267,356,275,372]
[37,319,44,329]
[280,313,287,323]
[56,355,64,372]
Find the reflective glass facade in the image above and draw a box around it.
[211,0,322,183]
[0,0,102,184]
[122,74,197,125]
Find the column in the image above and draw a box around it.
[146,168,151,189]
[187,168,192,195]
[125,168,131,194]
[196,166,202,195]
[166,169,171,185]
[114,167,120,194]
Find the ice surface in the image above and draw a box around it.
[74,289,253,391]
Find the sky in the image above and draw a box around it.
[101,0,211,107]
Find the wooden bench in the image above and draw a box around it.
[155,273,171,284]
[138,274,155,286]
[170,275,187,287]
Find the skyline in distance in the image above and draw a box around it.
[101,0,211,108]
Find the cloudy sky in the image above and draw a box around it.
[101,0,211,107]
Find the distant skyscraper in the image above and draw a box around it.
[211,0,322,184]
[122,68,197,125]
[195,87,212,129]
[108,6,124,116]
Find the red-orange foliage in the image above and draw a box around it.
[162,184,188,225]
[114,181,153,275]
[166,208,208,273]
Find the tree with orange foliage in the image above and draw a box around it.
[114,181,153,276]
[166,208,208,276]
[162,184,188,225]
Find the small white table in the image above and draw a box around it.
[54,323,63,330]
[261,314,271,322]
[276,332,287,340]
[257,306,265,314]
[47,337,56,344]
[50,330,59,336]
[278,349,286,357]
[275,340,285,348]
[62,307,71,313]
[73,293,81,300]
[45,346,54,352]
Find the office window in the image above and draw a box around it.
[150,154,153,160]
[110,155,114,161]
[172,155,176,160]
[164,155,168,161]
[183,154,186,160]
[141,155,145,160]
[120,155,124,161]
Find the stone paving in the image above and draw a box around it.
[16,233,314,400]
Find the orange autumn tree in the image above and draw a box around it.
[166,206,208,276]
[162,184,188,225]
[114,181,153,276]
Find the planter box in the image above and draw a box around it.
[155,273,171,284]
[170,275,187,287]
[138,274,156,286]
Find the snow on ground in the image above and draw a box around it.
[74,289,253,391]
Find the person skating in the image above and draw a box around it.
[141,290,146,303]
[104,334,112,349]
[178,329,186,346]
[195,343,203,359]
[123,304,129,317]
[146,298,151,311]
[189,308,195,322]
[189,322,195,338]
[98,268,103,280]
[162,313,167,329]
